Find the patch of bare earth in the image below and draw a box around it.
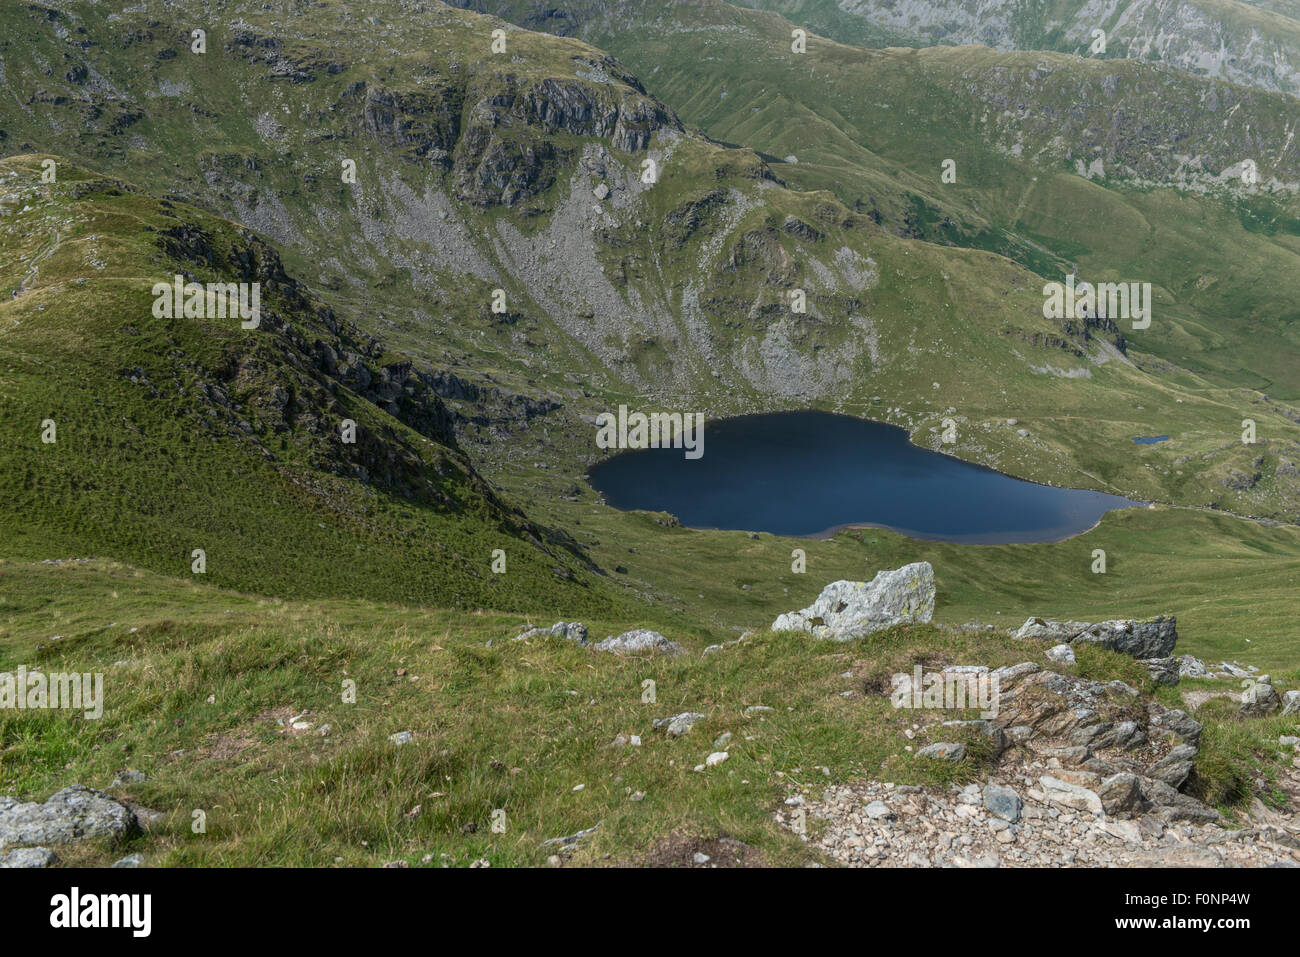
[634,832,766,868]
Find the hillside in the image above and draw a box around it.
[0,155,614,612]
[2,0,1298,525]
[1,553,1297,867]
[0,0,1298,874]
[473,0,1300,403]
[734,0,1300,97]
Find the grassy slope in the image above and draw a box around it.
[0,155,626,615]
[0,554,1295,866]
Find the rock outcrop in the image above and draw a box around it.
[0,786,140,851]
[509,622,681,655]
[772,562,935,640]
[594,629,682,655]
[1013,615,1178,659]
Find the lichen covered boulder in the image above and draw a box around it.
[771,562,935,641]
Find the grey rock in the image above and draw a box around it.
[1141,657,1180,686]
[133,807,165,833]
[1096,820,1143,844]
[1239,676,1280,717]
[515,621,588,645]
[1279,689,1300,716]
[1045,643,1076,665]
[916,742,966,761]
[112,770,147,787]
[991,662,1040,685]
[1070,616,1178,659]
[1013,617,1089,642]
[654,712,706,737]
[1097,773,1147,817]
[1146,745,1198,789]
[388,731,413,745]
[1074,720,1145,751]
[771,562,935,640]
[1138,778,1220,824]
[592,182,609,201]
[1148,704,1202,747]
[0,786,139,850]
[111,853,144,868]
[983,784,1023,823]
[1039,775,1103,814]
[1178,655,1208,678]
[864,800,894,820]
[593,629,682,655]
[0,846,58,868]
[939,719,1007,757]
[1040,744,1091,765]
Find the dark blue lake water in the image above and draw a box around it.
[587,411,1141,543]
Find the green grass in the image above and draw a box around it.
[0,156,626,616]
[1,555,1294,866]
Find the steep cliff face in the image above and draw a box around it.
[446,68,678,206]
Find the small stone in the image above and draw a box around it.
[1040,775,1104,814]
[654,712,706,737]
[388,731,413,745]
[983,784,1023,823]
[111,853,144,868]
[864,800,893,820]
[1045,644,1075,666]
[693,852,710,864]
[917,742,966,761]
[705,751,729,767]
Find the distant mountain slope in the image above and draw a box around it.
[2,0,1298,524]
[733,0,1300,97]
[0,155,610,611]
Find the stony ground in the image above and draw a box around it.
[780,771,1300,867]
